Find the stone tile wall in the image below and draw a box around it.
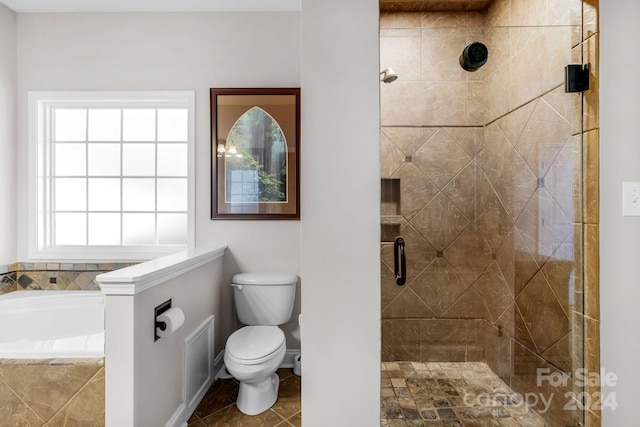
[0,262,137,295]
[0,358,104,426]
[380,1,599,425]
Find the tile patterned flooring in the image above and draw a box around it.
[189,362,548,427]
[382,362,548,427]
[188,369,301,426]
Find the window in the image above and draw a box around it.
[28,92,195,260]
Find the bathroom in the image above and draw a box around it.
[0,0,638,426]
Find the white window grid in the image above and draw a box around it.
[28,92,195,261]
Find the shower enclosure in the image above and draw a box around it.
[380,1,596,426]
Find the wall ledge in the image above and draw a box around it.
[96,246,226,295]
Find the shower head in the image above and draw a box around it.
[380,67,398,83]
[460,42,488,72]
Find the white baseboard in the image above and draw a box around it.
[165,403,187,427]
[281,349,301,368]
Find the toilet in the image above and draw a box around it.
[223,272,297,415]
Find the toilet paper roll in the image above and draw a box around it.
[156,307,185,338]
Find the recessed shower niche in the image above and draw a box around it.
[380,178,400,243]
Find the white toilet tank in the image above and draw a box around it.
[232,273,297,326]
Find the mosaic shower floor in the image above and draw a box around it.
[188,362,548,427]
[382,362,548,427]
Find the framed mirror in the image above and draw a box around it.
[211,88,300,219]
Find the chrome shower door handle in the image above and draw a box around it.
[394,236,406,286]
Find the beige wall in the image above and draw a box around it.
[0,3,16,267]
[600,0,640,426]
[14,11,302,347]
[300,0,382,425]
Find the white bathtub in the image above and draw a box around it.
[0,291,105,359]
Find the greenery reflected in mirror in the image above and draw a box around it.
[225,107,288,203]
[211,88,300,219]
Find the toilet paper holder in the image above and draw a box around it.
[154,299,172,341]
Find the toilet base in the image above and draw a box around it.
[236,373,280,416]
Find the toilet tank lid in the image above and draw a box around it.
[232,272,298,286]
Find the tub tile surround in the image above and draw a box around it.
[0,359,104,426]
[380,0,599,425]
[0,262,137,294]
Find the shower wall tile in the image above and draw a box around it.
[583,130,599,224]
[511,0,547,26]
[516,270,571,354]
[492,149,537,221]
[381,6,598,414]
[445,127,484,158]
[475,191,512,252]
[583,33,599,132]
[381,252,404,310]
[380,12,422,29]
[584,224,599,320]
[382,127,438,157]
[549,0,583,26]
[382,319,421,361]
[413,129,471,189]
[583,0,598,39]
[381,81,423,126]
[444,225,493,285]
[509,28,548,109]
[410,193,470,250]
[380,31,422,82]
[392,163,439,220]
[486,0,511,27]
[411,257,469,316]
[473,261,513,323]
[441,286,484,318]
[421,81,466,125]
[442,161,492,221]
[380,217,437,291]
[483,321,512,384]
[545,134,583,224]
[420,11,467,29]
[496,227,540,296]
[584,316,601,412]
[380,130,406,178]
[421,28,468,82]
[382,286,435,319]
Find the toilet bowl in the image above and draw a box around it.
[223,272,297,416]
[224,326,286,415]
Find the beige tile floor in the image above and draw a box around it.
[188,369,301,427]
[189,362,549,427]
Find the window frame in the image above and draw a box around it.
[28,91,196,261]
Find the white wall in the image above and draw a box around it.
[15,11,302,345]
[600,1,640,425]
[102,255,224,427]
[300,0,381,426]
[0,3,17,267]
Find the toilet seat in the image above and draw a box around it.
[226,326,285,365]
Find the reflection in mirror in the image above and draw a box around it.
[211,88,300,219]
[225,107,288,204]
